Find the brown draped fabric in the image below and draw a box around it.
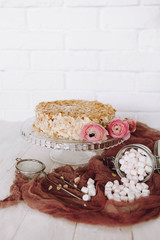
[1,122,160,227]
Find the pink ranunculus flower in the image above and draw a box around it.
[108,118,130,140]
[80,123,108,142]
[125,118,136,133]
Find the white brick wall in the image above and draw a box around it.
[31,51,99,70]
[101,52,160,71]
[100,7,160,29]
[66,31,137,50]
[0,8,25,29]
[0,31,64,50]
[0,51,29,70]
[27,8,98,30]
[0,0,159,130]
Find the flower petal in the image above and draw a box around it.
[125,118,136,133]
[108,118,130,139]
[81,123,108,142]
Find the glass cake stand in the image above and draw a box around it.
[21,118,124,165]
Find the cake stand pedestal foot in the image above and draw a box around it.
[49,150,97,166]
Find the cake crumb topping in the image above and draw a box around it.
[36,100,116,120]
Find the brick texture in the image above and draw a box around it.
[101,52,160,71]
[2,71,65,90]
[0,9,25,29]
[66,31,137,50]
[65,0,139,6]
[31,51,99,70]
[139,30,160,51]
[0,51,29,70]
[0,0,63,7]
[0,1,159,130]
[27,8,98,30]
[66,72,136,91]
[100,7,160,29]
[141,0,160,5]
[0,31,64,50]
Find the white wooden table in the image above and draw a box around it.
[0,121,160,240]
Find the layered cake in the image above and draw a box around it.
[33,100,116,141]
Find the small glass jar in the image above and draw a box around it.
[15,158,45,179]
[104,142,160,183]
[114,144,156,182]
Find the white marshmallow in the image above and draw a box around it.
[129,184,136,191]
[107,193,114,200]
[87,178,95,185]
[119,190,126,196]
[134,188,141,195]
[132,157,138,164]
[136,183,143,191]
[138,175,144,181]
[120,166,125,172]
[105,181,113,188]
[119,185,124,191]
[139,156,146,163]
[126,174,132,180]
[105,190,112,196]
[143,172,147,177]
[119,159,125,165]
[131,176,139,184]
[135,152,142,158]
[130,180,135,185]
[112,185,118,191]
[142,189,150,194]
[88,187,96,197]
[138,148,146,155]
[141,183,149,189]
[124,169,130,174]
[124,155,130,161]
[145,166,152,173]
[113,192,120,197]
[128,193,135,202]
[114,187,120,193]
[128,162,134,168]
[105,187,112,192]
[141,192,150,197]
[128,152,136,158]
[82,194,91,201]
[113,196,121,202]
[120,196,128,201]
[138,162,145,168]
[138,167,145,175]
[121,177,128,183]
[130,148,138,154]
[123,187,130,194]
[114,180,119,186]
[146,158,152,166]
[130,169,137,176]
[81,186,89,194]
[135,192,141,199]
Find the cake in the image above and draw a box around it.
[33,100,116,140]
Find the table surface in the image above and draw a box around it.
[0,121,160,240]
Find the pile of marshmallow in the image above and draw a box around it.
[104,178,150,202]
[81,148,152,202]
[104,147,152,202]
[119,147,152,182]
[81,178,96,201]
